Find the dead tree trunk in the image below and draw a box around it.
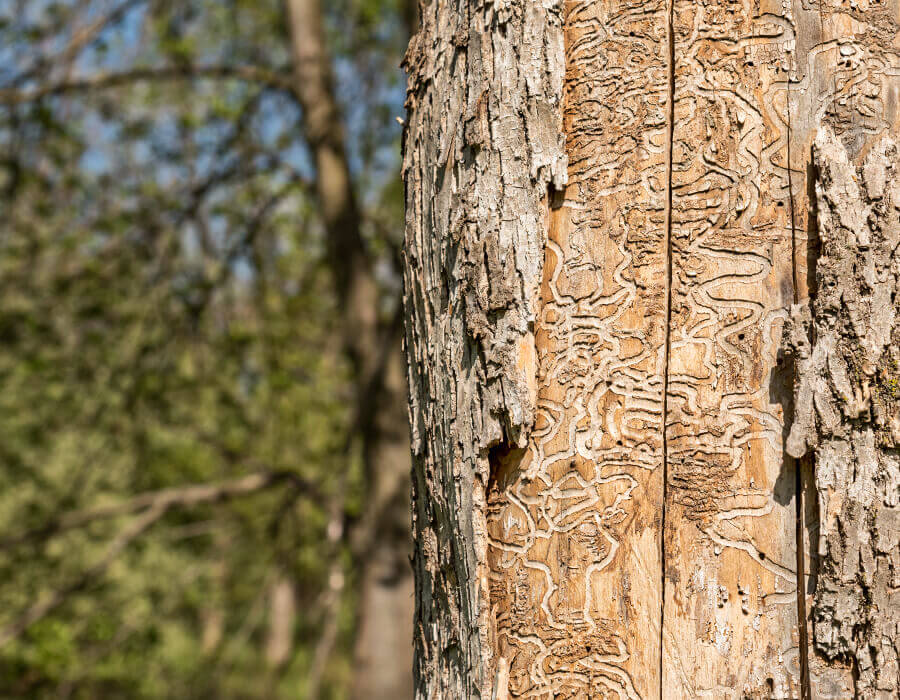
[402,1,898,698]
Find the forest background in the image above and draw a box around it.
[0,0,415,697]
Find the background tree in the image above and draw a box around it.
[0,0,414,697]
[402,1,898,698]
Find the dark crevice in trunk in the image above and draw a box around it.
[658,0,676,694]
[786,75,812,700]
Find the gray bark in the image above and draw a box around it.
[785,127,900,697]
[402,0,566,695]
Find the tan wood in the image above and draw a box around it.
[486,3,670,695]
[662,2,805,696]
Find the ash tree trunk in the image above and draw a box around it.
[401,1,899,698]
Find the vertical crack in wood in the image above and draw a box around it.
[658,0,676,694]
[785,68,812,700]
[661,2,820,693]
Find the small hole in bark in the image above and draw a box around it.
[766,678,775,692]
[488,443,527,492]
[616,439,623,446]
[738,333,745,340]
[759,552,766,560]
[777,200,785,207]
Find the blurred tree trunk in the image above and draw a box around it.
[284,0,413,697]
[265,577,296,669]
[402,1,898,698]
[350,341,415,700]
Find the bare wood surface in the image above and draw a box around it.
[485,1,669,695]
[662,3,805,696]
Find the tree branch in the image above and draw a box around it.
[0,503,167,647]
[0,470,313,550]
[55,0,148,76]
[10,0,148,87]
[0,63,295,105]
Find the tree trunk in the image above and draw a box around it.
[351,341,415,700]
[401,1,898,698]
[285,0,413,696]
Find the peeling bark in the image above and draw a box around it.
[402,0,566,695]
[785,127,900,698]
[403,2,899,698]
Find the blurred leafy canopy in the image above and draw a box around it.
[0,0,408,697]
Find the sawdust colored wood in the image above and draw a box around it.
[486,1,669,696]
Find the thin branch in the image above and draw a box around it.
[54,0,148,76]
[0,63,295,105]
[10,0,148,87]
[0,470,313,550]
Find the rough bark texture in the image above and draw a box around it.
[402,0,567,695]
[403,1,899,698]
[783,4,899,696]
[785,127,900,698]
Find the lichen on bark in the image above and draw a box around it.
[785,126,900,697]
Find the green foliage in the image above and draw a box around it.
[0,0,408,697]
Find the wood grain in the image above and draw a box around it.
[662,2,804,696]
[403,1,899,697]
[486,2,669,696]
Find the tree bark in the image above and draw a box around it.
[402,1,898,698]
[786,128,899,698]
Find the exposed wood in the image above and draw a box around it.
[662,3,805,696]
[403,1,899,698]
[485,0,669,696]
